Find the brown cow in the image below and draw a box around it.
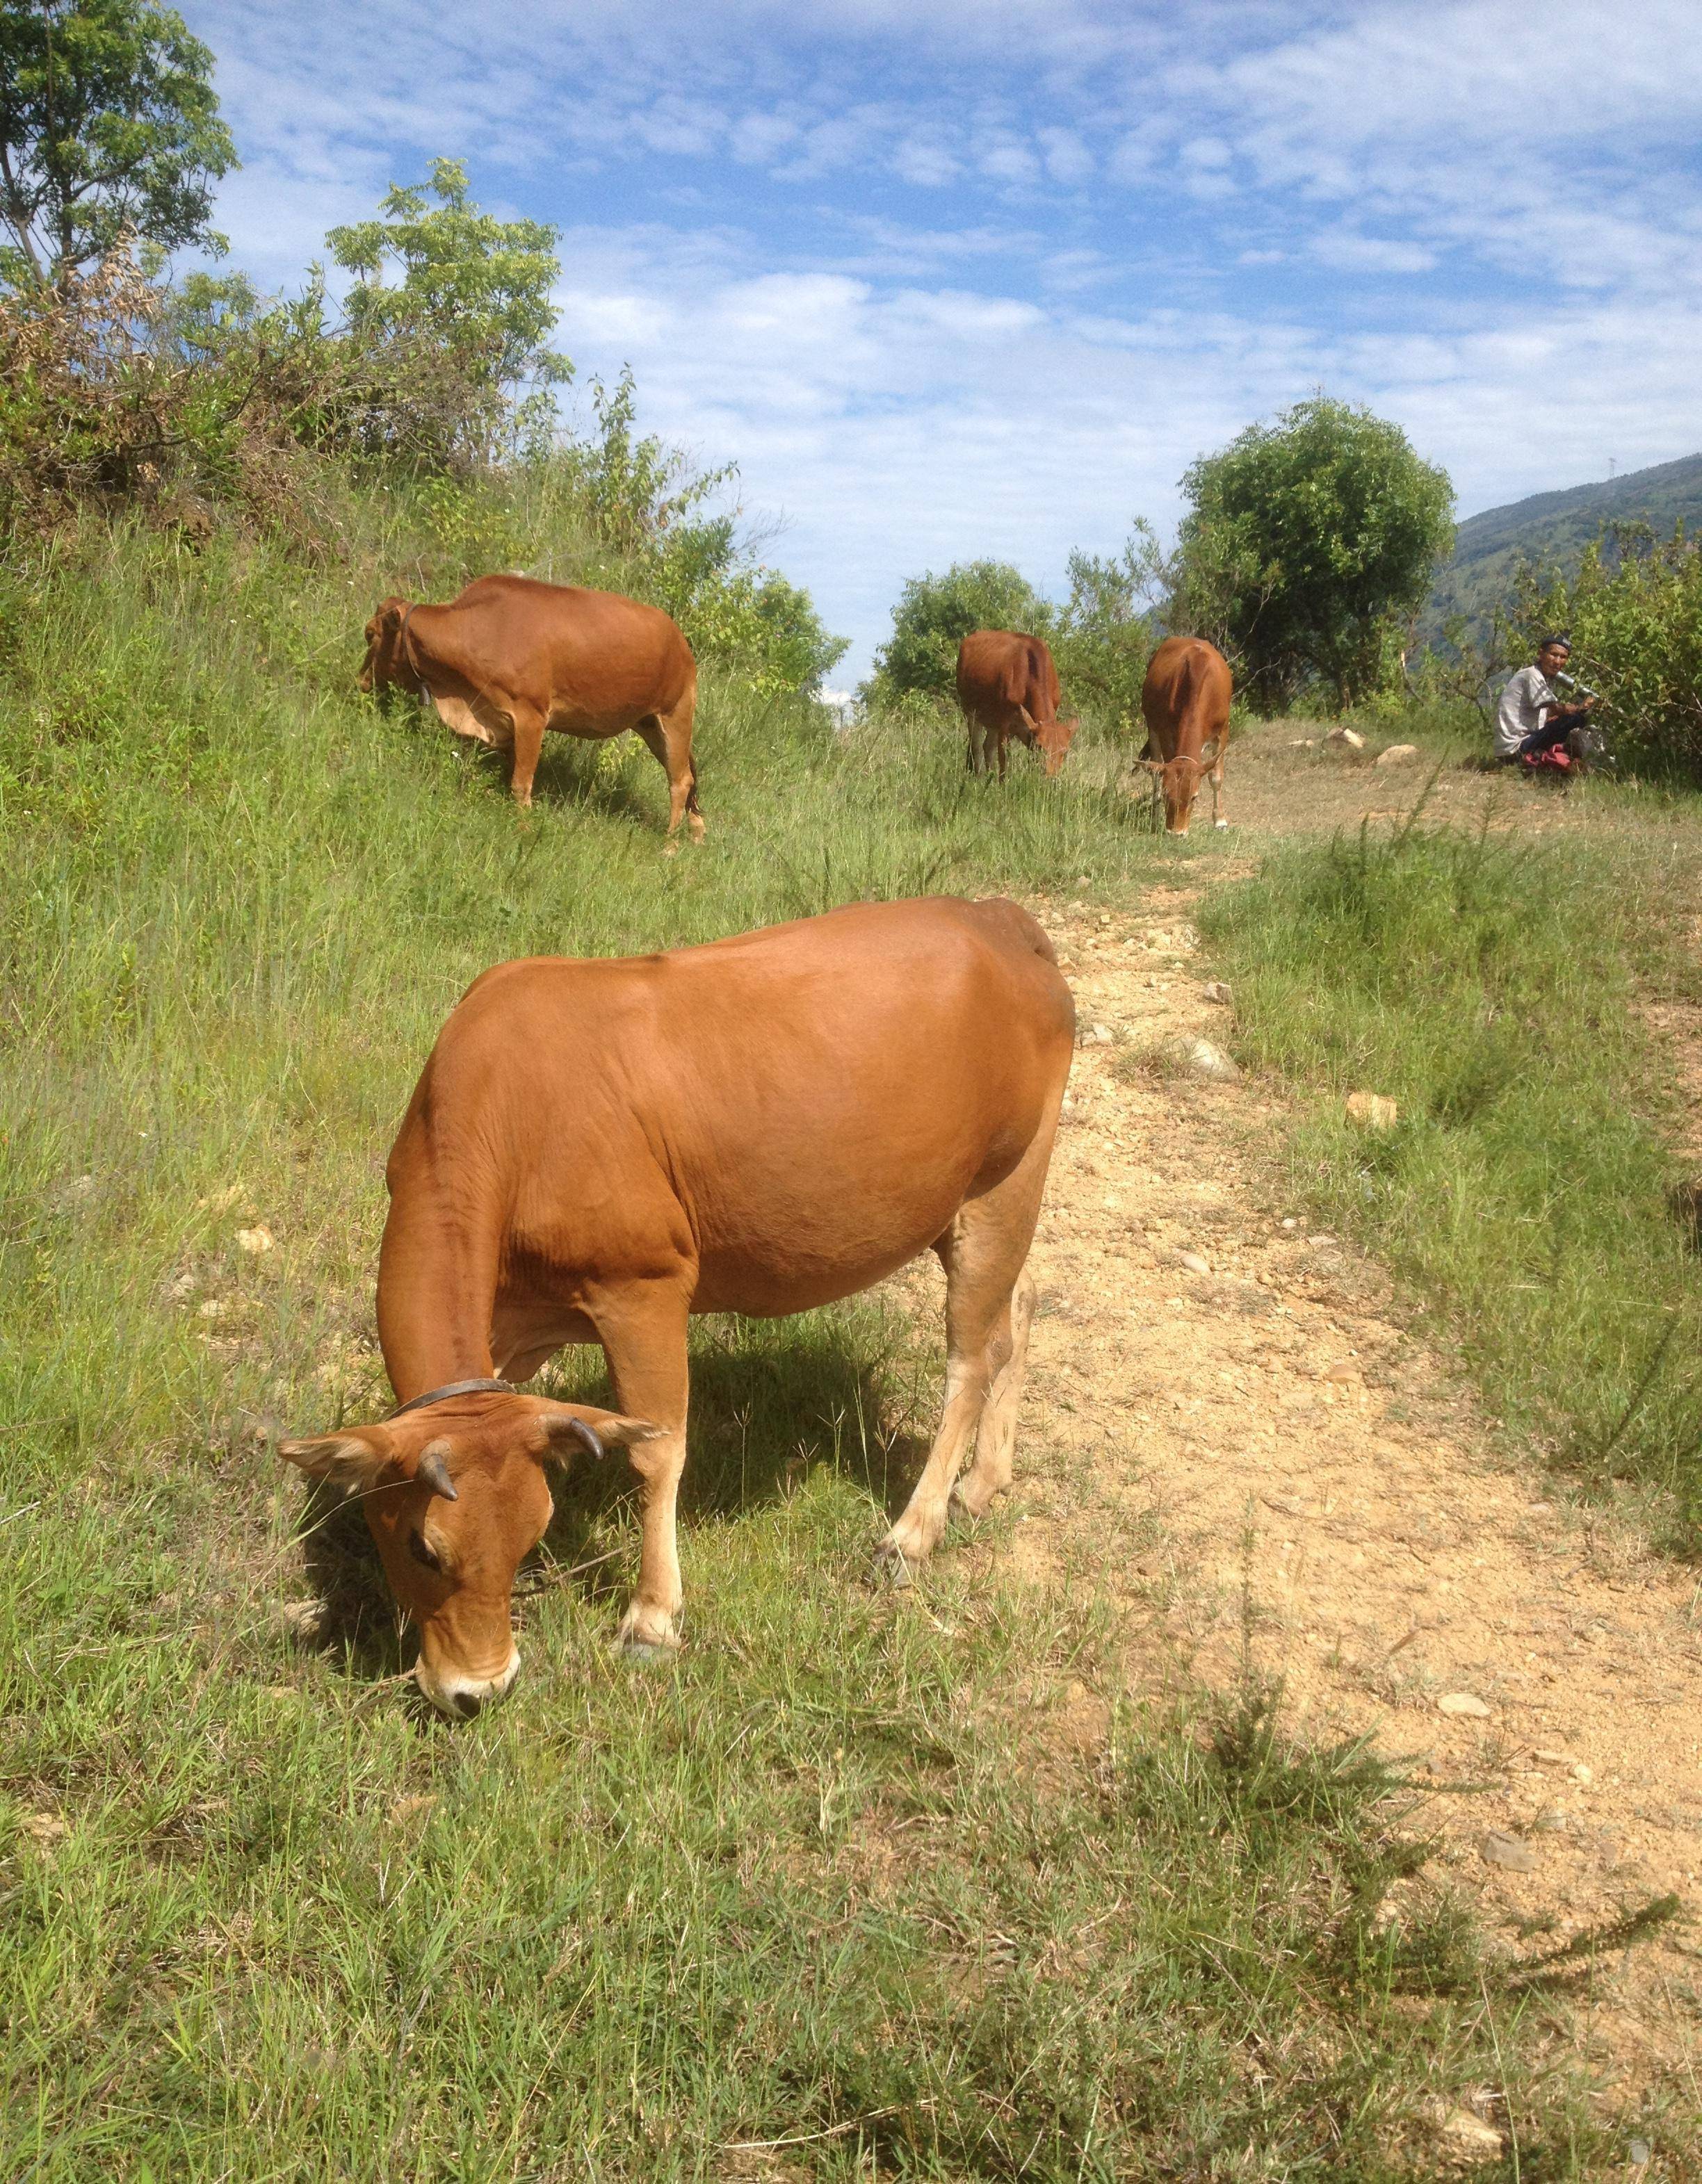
[957,630,1078,779]
[359,574,704,846]
[1136,635,1232,836]
[279,897,1075,1717]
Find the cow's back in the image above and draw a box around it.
[957,629,1058,723]
[441,575,695,721]
[415,898,1074,1317]
[1141,636,1232,759]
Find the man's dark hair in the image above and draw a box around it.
[1539,633,1572,651]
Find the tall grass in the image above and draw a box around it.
[1200,811,1702,1538]
[0,512,1673,2176]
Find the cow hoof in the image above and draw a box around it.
[615,1606,681,1659]
[871,1537,916,1588]
[1215,817,1229,830]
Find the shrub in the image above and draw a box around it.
[1512,525,1702,780]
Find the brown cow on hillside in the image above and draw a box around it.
[1137,635,1232,835]
[956,630,1078,779]
[360,575,704,846]
[279,897,1075,1718]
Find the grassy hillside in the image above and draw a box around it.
[0,492,1680,2177]
[1423,452,1702,641]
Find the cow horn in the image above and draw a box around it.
[566,1418,605,1461]
[414,1444,459,1501]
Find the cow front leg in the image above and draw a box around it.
[508,702,546,808]
[1210,760,1228,829]
[591,1285,692,1655]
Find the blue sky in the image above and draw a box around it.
[181,1,1702,680]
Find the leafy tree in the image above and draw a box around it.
[328,158,569,438]
[1050,528,1160,731]
[864,559,1049,707]
[1172,395,1454,711]
[0,0,236,291]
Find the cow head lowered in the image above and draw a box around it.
[1139,739,1219,835]
[357,596,416,699]
[1021,707,1079,779]
[281,1392,660,1718]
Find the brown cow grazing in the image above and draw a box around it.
[1137,636,1233,836]
[279,897,1074,1718]
[957,630,1078,779]
[359,574,704,846]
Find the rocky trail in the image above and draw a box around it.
[941,867,1702,2103]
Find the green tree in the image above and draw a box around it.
[864,559,1050,707]
[327,158,569,436]
[0,0,235,291]
[1173,395,1454,710]
[1050,527,1160,731]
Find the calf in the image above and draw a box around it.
[1137,635,1232,835]
[280,897,1075,1717]
[957,630,1078,780]
[360,574,704,845]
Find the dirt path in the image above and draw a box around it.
[961,862,1702,2099]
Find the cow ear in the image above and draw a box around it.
[528,1401,665,1464]
[279,1431,394,1497]
[1017,704,1037,731]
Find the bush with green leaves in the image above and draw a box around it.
[1172,395,1454,713]
[864,537,1154,732]
[1511,525,1702,779]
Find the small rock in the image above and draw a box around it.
[1571,1763,1593,1785]
[1437,1691,1491,1718]
[1201,980,1233,1005]
[1306,1233,1338,1247]
[1281,1217,1298,1231]
[1630,2139,1651,2167]
[1375,742,1420,767]
[20,1811,68,1843]
[197,1296,230,1321]
[389,1793,439,1824]
[1287,736,1316,747]
[1326,726,1365,750]
[236,1224,275,1256]
[279,1600,326,1642]
[1167,1036,1240,1082]
[1178,1251,1210,1276]
[1322,1361,1359,1383]
[1427,2103,1503,2153]
[1345,1090,1399,1130]
[1532,1749,1577,1770]
[1480,1829,1538,1873]
[166,1271,198,1303]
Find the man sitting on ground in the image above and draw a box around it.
[1495,635,1595,767]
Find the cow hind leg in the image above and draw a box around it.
[876,1125,1055,1577]
[636,696,704,854]
[507,701,546,808]
[951,1266,1035,1524]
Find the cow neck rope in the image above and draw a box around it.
[388,1377,515,1420]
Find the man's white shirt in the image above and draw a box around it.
[1495,665,1558,756]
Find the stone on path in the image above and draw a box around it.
[1436,1690,1491,1718]
[1375,742,1420,767]
[1178,1250,1210,1276]
[1201,980,1233,1005]
[1480,1830,1539,1873]
[1167,1036,1240,1082]
[1326,726,1365,749]
[1345,1090,1399,1130]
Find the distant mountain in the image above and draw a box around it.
[1422,452,1702,641]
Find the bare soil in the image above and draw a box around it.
[916,744,1702,2104]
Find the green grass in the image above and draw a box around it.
[0,510,1681,2177]
[1199,808,1702,1540]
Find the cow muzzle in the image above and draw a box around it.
[415,1645,521,1720]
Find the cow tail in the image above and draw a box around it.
[686,748,702,815]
